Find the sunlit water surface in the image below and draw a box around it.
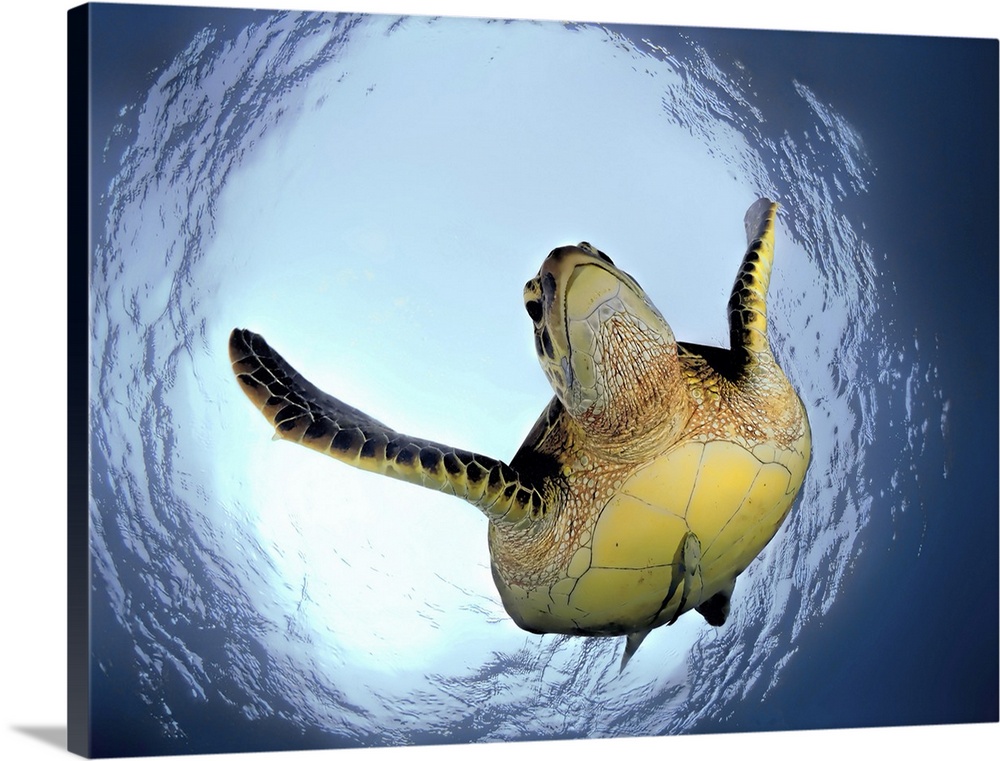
[90,11,947,751]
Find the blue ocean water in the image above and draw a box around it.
[84,6,998,756]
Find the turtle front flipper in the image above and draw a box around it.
[728,198,778,364]
[229,328,546,526]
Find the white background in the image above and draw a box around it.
[3,1,996,760]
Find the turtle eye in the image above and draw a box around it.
[525,299,543,324]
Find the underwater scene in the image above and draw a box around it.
[80,4,998,757]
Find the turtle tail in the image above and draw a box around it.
[728,198,778,363]
[228,328,546,527]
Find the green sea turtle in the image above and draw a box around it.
[229,197,811,669]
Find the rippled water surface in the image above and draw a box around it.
[85,7,997,756]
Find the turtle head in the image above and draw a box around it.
[523,243,690,449]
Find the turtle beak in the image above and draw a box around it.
[539,244,630,334]
[523,245,626,405]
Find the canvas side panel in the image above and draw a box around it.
[67,3,92,758]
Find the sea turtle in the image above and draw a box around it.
[229,197,811,669]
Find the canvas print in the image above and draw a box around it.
[67,3,999,758]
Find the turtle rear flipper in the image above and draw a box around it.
[695,579,735,626]
[618,532,703,671]
[229,328,546,526]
